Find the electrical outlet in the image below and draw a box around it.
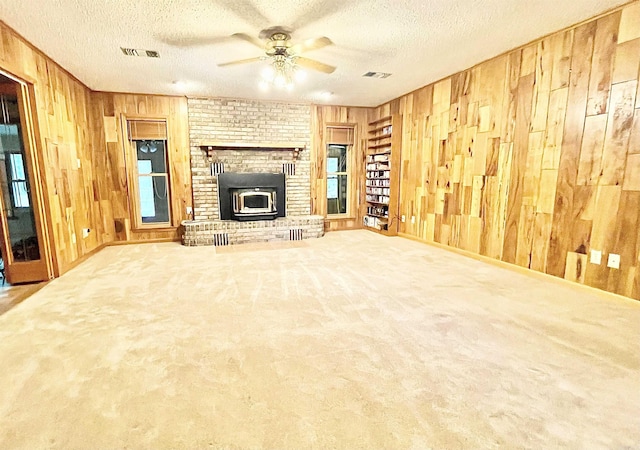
[186,206,193,215]
[590,250,602,265]
[401,215,406,222]
[82,228,90,238]
[607,253,620,269]
[411,216,416,224]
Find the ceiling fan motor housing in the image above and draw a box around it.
[265,32,291,56]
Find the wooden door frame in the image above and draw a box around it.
[0,68,55,282]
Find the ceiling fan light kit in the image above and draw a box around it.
[259,56,306,91]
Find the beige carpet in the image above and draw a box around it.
[0,230,638,449]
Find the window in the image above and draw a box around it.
[8,153,29,208]
[128,120,171,227]
[327,144,348,215]
[136,140,170,224]
[326,126,354,216]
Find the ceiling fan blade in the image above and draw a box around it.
[160,35,231,48]
[295,57,336,74]
[218,57,263,67]
[232,33,265,50]
[288,36,333,56]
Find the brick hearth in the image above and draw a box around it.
[181,216,324,246]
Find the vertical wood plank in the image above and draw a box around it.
[600,81,638,185]
[530,212,553,272]
[547,21,596,277]
[586,12,621,116]
[585,185,622,288]
[503,73,535,264]
[630,110,640,153]
[515,205,535,268]
[612,38,640,84]
[542,87,569,170]
[623,154,640,191]
[537,169,559,213]
[609,191,640,295]
[570,186,596,255]
[618,2,640,44]
[576,114,608,185]
[550,30,574,90]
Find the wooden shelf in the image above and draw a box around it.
[367,150,391,156]
[366,200,390,206]
[200,141,305,149]
[368,125,391,134]
[363,114,401,237]
[368,134,392,142]
[368,115,392,126]
[199,142,305,159]
[368,142,392,150]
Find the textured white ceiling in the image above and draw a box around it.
[0,0,628,106]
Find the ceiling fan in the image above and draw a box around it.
[218,28,336,75]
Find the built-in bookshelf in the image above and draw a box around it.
[363,115,401,235]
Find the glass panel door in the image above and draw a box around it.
[0,73,50,284]
[0,126,40,261]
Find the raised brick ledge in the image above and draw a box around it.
[181,215,324,246]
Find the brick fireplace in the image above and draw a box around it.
[182,97,323,245]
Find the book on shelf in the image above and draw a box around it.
[366,195,390,204]
[363,215,388,230]
[367,205,389,218]
[365,187,390,195]
[366,179,390,187]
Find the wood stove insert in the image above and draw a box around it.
[217,172,286,221]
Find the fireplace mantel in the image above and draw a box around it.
[199,142,306,160]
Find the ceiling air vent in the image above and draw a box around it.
[363,71,392,79]
[120,47,160,58]
[120,47,139,56]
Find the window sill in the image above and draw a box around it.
[132,225,177,232]
[326,215,356,220]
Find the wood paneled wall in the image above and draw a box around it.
[0,21,192,278]
[310,105,370,231]
[91,93,191,242]
[378,2,640,298]
[0,21,113,275]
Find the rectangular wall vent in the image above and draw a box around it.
[289,229,303,241]
[212,233,229,246]
[283,162,296,176]
[120,47,160,58]
[211,162,225,176]
[362,71,392,79]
